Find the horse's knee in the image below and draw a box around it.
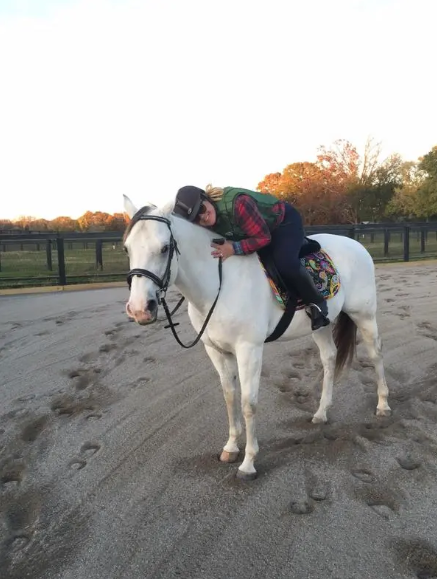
[241,396,257,418]
[223,387,236,404]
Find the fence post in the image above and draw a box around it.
[348,227,355,240]
[96,240,103,270]
[57,237,67,285]
[420,229,426,253]
[384,229,389,257]
[46,239,53,271]
[403,226,410,262]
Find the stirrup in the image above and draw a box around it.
[305,303,330,331]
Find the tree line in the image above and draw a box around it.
[1,138,436,230]
[0,212,128,233]
[257,139,437,224]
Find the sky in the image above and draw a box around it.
[0,0,436,220]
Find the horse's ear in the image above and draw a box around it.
[123,195,138,219]
[123,195,157,219]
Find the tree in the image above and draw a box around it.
[385,161,424,220]
[31,219,50,231]
[257,172,283,196]
[316,138,402,222]
[316,138,360,185]
[387,147,437,220]
[77,211,113,231]
[259,159,355,224]
[13,216,37,230]
[257,138,405,224]
[104,213,129,231]
[315,140,361,222]
[0,219,14,230]
[416,146,437,219]
[350,153,403,222]
[50,216,79,231]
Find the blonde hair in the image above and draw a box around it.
[205,184,224,201]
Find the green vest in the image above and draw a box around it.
[213,187,281,241]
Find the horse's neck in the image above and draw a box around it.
[171,217,226,311]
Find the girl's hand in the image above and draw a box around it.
[211,241,235,261]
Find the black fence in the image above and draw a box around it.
[1,223,437,289]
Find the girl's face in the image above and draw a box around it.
[197,200,216,227]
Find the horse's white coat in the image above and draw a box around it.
[123,197,391,478]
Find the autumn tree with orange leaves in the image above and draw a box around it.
[50,216,78,231]
[258,138,405,224]
[75,211,128,231]
[258,140,359,224]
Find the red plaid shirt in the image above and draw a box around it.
[232,195,285,255]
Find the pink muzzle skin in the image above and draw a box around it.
[126,302,156,325]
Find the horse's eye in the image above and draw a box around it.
[161,245,169,254]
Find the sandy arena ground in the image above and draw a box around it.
[1,262,437,579]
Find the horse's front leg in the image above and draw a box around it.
[204,345,242,462]
[235,343,263,480]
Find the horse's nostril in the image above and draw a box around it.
[147,299,157,312]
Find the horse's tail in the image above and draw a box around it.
[333,311,357,380]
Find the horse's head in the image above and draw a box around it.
[123,195,178,325]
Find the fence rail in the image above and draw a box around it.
[1,223,437,290]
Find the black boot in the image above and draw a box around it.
[289,264,330,331]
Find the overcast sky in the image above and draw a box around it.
[0,0,435,219]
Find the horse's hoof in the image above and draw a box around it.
[312,415,327,424]
[376,408,392,417]
[236,469,257,481]
[219,450,239,463]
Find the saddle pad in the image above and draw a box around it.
[260,249,341,310]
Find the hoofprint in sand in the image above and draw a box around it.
[0,262,436,579]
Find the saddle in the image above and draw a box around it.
[258,237,322,305]
[258,237,340,342]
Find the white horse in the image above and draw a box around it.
[123,195,391,480]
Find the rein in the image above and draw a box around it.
[126,210,223,349]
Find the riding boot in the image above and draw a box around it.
[289,264,330,331]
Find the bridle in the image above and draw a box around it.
[126,208,223,349]
[127,213,179,302]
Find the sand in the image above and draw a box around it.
[1,262,437,579]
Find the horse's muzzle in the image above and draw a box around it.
[126,301,158,325]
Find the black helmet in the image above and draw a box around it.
[173,186,206,222]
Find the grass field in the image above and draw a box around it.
[357,229,437,261]
[0,241,129,288]
[1,231,437,289]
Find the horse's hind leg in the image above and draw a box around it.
[352,313,391,417]
[204,345,242,462]
[311,326,337,423]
